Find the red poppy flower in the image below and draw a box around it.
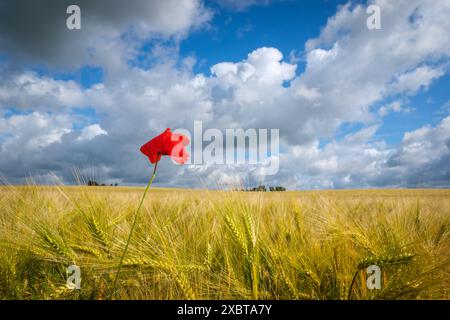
[140,128,189,164]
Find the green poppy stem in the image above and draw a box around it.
[110,159,159,298]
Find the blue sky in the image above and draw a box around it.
[0,0,450,188]
[181,0,348,74]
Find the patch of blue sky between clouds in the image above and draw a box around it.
[128,39,179,70]
[377,73,450,146]
[180,0,349,76]
[2,107,33,119]
[71,107,101,131]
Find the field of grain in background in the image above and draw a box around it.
[0,185,449,299]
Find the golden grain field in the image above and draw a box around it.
[0,185,449,300]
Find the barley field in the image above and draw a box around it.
[0,185,449,300]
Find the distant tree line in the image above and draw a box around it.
[87,180,118,187]
[240,185,286,192]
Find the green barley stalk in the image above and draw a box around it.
[41,233,73,261]
[70,244,103,258]
[174,272,196,299]
[203,243,213,271]
[281,273,310,299]
[123,258,206,273]
[29,246,51,259]
[225,214,248,256]
[357,253,415,270]
[348,252,415,299]
[48,284,76,300]
[433,222,448,246]
[110,159,158,298]
[87,217,109,249]
[243,212,257,252]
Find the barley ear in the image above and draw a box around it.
[225,215,248,256]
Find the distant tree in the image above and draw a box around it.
[87,180,99,186]
[251,185,266,192]
[114,183,118,187]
